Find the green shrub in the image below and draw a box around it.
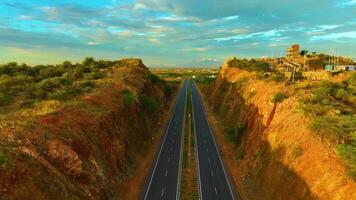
[272,92,288,104]
[252,62,269,72]
[0,151,11,168]
[302,103,331,116]
[335,89,349,102]
[139,94,158,114]
[335,142,356,179]
[20,99,36,108]
[123,89,134,106]
[164,85,172,97]
[149,74,161,84]
[78,80,95,89]
[225,123,246,146]
[36,77,61,92]
[0,92,12,106]
[309,115,355,144]
[269,72,286,82]
[309,81,343,103]
[84,71,104,80]
[48,86,82,100]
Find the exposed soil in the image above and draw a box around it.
[199,65,356,200]
[115,87,179,200]
[0,59,178,200]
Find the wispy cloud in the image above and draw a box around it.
[0,0,355,65]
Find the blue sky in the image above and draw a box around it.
[0,0,355,66]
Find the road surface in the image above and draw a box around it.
[191,82,239,200]
[142,80,188,200]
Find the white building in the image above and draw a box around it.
[334,65,355,71]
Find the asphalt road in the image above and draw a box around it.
[142,80,188,200]
[191,82,238,200]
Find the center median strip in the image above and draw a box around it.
[142,80,239,200]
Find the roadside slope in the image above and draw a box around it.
[0,59,176,199]
[202,65,356,200]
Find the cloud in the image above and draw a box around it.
[0,0,355,65]
[87,41,101,46]
[148,38,161,44]
[310,31,356,41]
[181,47,209,52]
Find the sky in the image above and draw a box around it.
[0,0,355,67]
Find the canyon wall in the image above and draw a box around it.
[0,59,175,199]
[204,66,356,200]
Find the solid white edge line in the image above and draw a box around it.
[143,81,185,200]
[193,82,235,200]
[176,80,188,200]
[191,82,203,200]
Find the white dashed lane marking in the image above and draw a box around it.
[161,188,165,197]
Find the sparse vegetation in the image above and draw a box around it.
[123,89,134,106]
[236,146,246,160]
[0,150,11,168]
[0,57,120,108]
[225,123,246,146]
[164,85,173,98]
[301,74,356,178]
[272,92,288,104]
[149,73,162,84]
[139,94,158,114]
[291,145,304,159]
[335,142,356,179]
[228,58,269,72]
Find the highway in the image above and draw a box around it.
[142,80,188,200]
[191,82,238,200]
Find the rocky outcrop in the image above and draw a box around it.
[46,139,83,177]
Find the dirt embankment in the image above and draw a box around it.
[203,67,356,200]
[0,59,177,200]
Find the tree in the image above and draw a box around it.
[300,50,309,56]
[82,57,95,66]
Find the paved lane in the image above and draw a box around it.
[191,82,239,200]
[143,80,188,200]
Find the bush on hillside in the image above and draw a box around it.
[272,92,288,104]
[0,151,11,168]
[309,115,355,144]
[335,142,356,179]
[0,92,12,106]
[123,89,134,106]
[139,94,158,114]
[301,75,356,178]
[225,123,246,146]
[164,85,173,98]
[149,74,162,84]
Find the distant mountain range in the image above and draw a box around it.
[150,58,222,68]
[177,58,222,68]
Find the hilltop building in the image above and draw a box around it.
[286,44,300,59]
[284,44,325,72]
